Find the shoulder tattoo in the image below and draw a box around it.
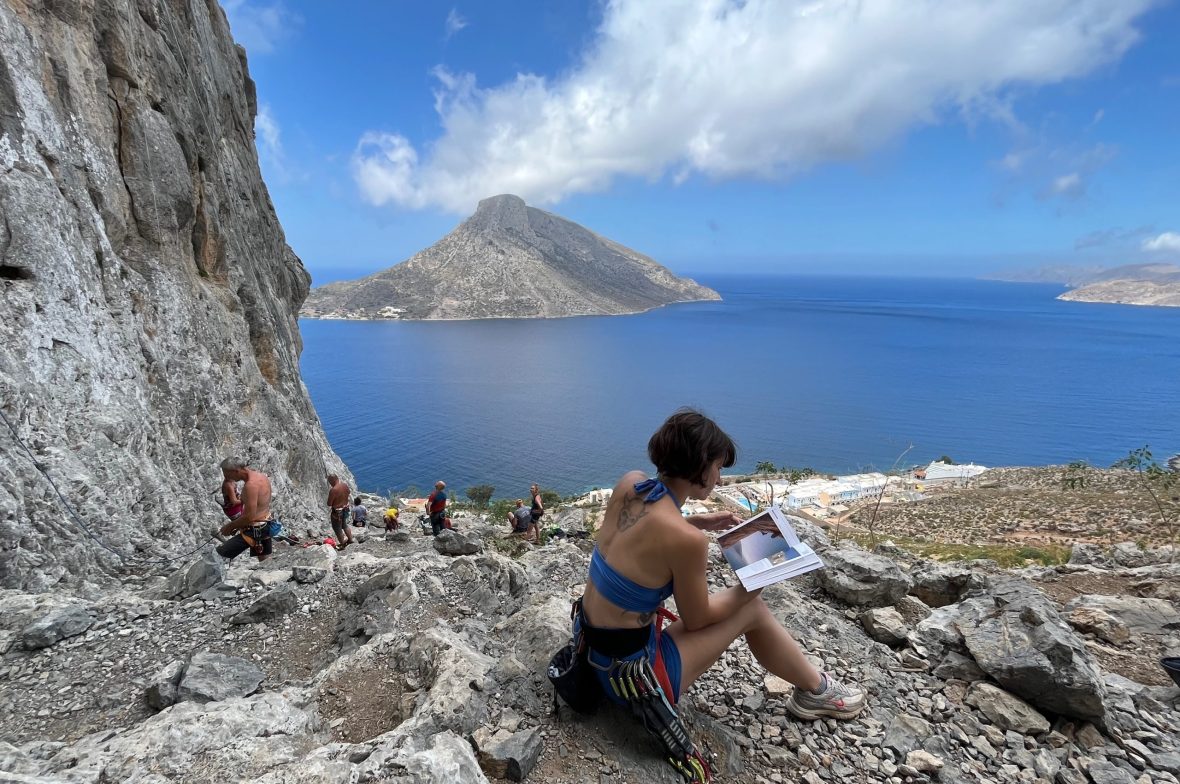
[617,493,650,532]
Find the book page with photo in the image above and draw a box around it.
[717,507,824,591]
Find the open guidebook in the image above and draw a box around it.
[717,507,824,591]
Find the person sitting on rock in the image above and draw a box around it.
[216,457,275,562]
[575,409,866,725]
[327,474,353,550]
[351,496,368,528]
[507,499,533,538]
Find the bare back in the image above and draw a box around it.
[240,469,272,524]
[583,471,702,629]
[327,481,350,509]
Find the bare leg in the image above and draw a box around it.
[666,590,821,696]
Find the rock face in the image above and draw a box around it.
[301,194,721,320]
[0,0,349,590]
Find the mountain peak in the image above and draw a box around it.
[469,194,530,232]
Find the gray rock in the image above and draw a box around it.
[964,682,1049,735]
[1108,541,1149,568]
[0,0,349,592]
[176,652,264,703]
[1067,606,1130,644]
[884,714,932,755]
[815,547,913,607]
[1154,752,1180,776]
[909,560,987,607]
[145,660,186,710]
[20,604,94,649]
[1065,595,1180,636]
[230,584,298,624]
[1068,543,1110,567]
[158,551,225,600]
[292,565,327,584]
[474,728,543,782]
[959,579,1105,721]
[1085,760,1137,784]
[859,607,909,645]
[433,529,483,556]
[933,651,987,682]
[249,569,293,588]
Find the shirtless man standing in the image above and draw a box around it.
[216,457,275,561]
[327,474,353,550]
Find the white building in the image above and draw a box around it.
[923,461,988,482]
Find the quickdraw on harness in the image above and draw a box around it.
[601,608,714,784]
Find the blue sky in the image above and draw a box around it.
[225,0,1180,284]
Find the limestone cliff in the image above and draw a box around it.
[1055,263,1180,308]
[302,194,720,320]
[0,0,348,591]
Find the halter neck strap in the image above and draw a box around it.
[634,477,681,509]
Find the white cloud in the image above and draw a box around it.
[223,0,299,55]
[1143,232,1180,253]
[352,0,1158,213]
[1050,172,1084,198]
[255,104,291,180]
[445,8,468,39]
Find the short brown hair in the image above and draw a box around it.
[647,409,736,486]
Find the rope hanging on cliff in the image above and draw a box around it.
[0,407,217,569]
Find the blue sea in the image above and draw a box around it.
[299,276,1180,499]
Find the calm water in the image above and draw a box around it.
[299,276,1180,499]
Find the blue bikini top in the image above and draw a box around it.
[586,477,679,613]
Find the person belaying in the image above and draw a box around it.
[216,457,276,562]
[326,474,353,550]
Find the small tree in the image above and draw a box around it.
[937,455,956,465]
[466,484,495,508]
[755,461,777,475]
[1061,460,1089,490]
[1113,446,1178,560]
[539,488,562,509]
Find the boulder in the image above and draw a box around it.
[1068,543,1109,567]
[292,565,328,584]
[814,548,912,607]
[958,580,1105,721]
[908,561,987,607]
[859,607,909,645]
[1065,595,1180,636]
[1108,541,1149,568]
[230,584,298,624]
[1066,607,1130,644]
[157,550,224,600]
[20,604,94,649]
[473,728,543,782]
[964,682,1049,735]
[176,652,264,703]
[433,530,483,556]
[933,651,987,682]
[249,569,292,588]
[145,660,186,710]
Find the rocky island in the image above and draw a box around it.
[300,194,720,320]
[1057,264,1180,308]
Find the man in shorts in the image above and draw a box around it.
[327,474,353,550]
[216,457,274,562]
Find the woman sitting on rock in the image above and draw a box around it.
[577,409,866,722]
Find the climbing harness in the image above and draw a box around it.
[600,607,713,783]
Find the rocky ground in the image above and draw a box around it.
[0,502,1178,784]
[848,467,1179,550]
